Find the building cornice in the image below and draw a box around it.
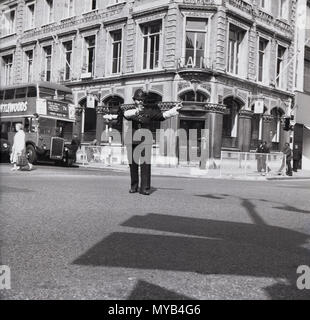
[131,5,169,18]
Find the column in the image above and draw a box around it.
[262,115,274,145]
[74,106,84,140]
[238,110,254,152]
[96,106,105,144]
[205,104,225,160]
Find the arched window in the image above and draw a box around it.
[223,98,242,138]
[250,105,267,150]
[103,95,124,144]
[179,90,209,102]
[79,98,97,142]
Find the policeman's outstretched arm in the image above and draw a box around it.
[123,108,139,119]
[163,103,182,119]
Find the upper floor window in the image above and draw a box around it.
[185,18,208,68]
[46,0,54,24]
[258,37,269,84]
[26,2,35,30]
[279,0,289,20]
[111,30,122,74]
[227,24,247,76]
[43,45,52,82]
[25,50,34,82]
[259,0,271,11]
[63,41,72,80]
[2,54,13,86]
[276,44,287,89]
[142,21,161,70]
[1,9,16,37]
[85,0,97,12]
[84,35,96,75]
[65,0,75,17]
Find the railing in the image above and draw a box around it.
[220,151,286,178]
[76,145,179,168]
[75,146,287,179]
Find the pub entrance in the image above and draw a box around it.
[178,118,206,164]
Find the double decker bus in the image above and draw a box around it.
[0,82,77,166]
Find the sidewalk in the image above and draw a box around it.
[78,162,310,181]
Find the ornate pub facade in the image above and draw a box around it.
[0,0,297,163]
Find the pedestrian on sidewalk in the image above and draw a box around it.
[281,143,293,176]
[10,123,33,171]
[256,141,269,174]
[103,89,181,195]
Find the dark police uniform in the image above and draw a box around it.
[121,102,166,195]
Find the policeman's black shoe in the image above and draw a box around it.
[139,190,150,196]
[129,188,138,194]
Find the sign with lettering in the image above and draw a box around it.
[254,100,264,114]
[0,101,28,114]
[87,95,95,109]
[47,100,69,119]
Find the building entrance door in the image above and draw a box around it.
[179,119,205,164]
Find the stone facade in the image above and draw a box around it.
[0,0,298,161]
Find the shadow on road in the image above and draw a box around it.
[128,280,195,300]
[73,213,310,300]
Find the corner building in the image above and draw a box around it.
[0,0,297,164]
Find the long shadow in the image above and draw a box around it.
[73,214,310,300]
[272,205,310,215]
[197,194,310,216]
[128,280,195,300]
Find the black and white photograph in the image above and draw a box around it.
[0,0,310,305]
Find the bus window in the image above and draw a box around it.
[15,87,27,99]
[39,117,55,135]
[27,86,37,98]
[31,118,39,133]
[0,90,4,101]
[24,117,31,133]
[4,89,15,100]
[39,87,55,99]
[56,120,73,140]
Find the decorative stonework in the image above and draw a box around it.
[23,7,124,40]
[178,81,191,92]
[262,115,274,123]
[239,109,254,119]
[227,0,253,16]
[204,103,226,114]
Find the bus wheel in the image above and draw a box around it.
[26,145,37,164]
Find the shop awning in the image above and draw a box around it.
[295,92,310,126]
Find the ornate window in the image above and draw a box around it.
[185,19,208,68]
[111,30,122,74]
[227,24,247,76]
[142,21,161,70]
[2,54,13,86]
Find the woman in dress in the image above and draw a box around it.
[10,123,32,171]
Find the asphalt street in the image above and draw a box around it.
[0,163,310,300]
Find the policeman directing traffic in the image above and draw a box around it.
[103,89,181,195]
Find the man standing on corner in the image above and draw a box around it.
[104,89,181,195]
